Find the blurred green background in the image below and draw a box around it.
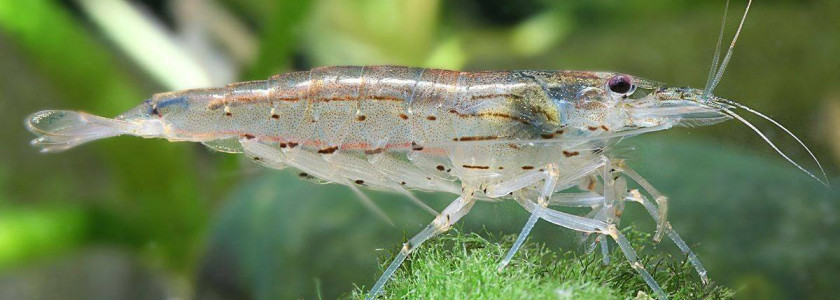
[1,0,839,299]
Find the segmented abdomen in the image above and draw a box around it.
[204,65,553,151]
[160,65,587,193]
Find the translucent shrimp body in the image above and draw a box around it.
[25,1,826,298]
[29,66,693,194]
[25,66,720,299]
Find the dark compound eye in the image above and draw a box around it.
[608,75,634,94]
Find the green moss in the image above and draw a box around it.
[352,228,733,300]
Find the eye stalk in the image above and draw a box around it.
[607,75,636,96]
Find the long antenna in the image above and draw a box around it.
[719,106,829,187]
[708,0,753,93]
[718,99,829,186]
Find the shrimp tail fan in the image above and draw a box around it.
[25,110,147,153]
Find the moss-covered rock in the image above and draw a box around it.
[353,229,733,299]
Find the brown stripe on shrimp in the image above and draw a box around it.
[453,135,499,142]
[207,80,269,110]
[470,93,524,101]
[462,164,490,170]
[447,109,532,125]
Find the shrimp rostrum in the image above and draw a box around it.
[25,1,826,299]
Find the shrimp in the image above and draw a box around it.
[24,0,827,298]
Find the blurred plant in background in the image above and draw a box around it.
[0,0,838,299]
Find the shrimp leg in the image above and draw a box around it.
[612,162,709,284]
[366,194,476,299]
[547,192,604,206]
[514,194,668,300]
[570,160,622,266]
[496,164,560,271]
[617,162,669,242]
[499,190,615,271]
[497,209,541,272]
[588,158,631,265]
[624,189,709,284]
[484,163,668,299]
[489,159,606,271]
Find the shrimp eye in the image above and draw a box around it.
[607,75,634,95]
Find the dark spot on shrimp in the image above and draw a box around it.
[449,109,458,114]
[462,165,490,170]
[242,134,256,140]
[225,112,233,117]
[588,126,599,131]
[540,133,555,139]
[299,172,309,177]
[555,129,565,134]
[253,157,262,161]
[364,147,385,155]
[400,181,407,185]
[288,142,299,148]
[426,115,437,121]
[279,143,288,148]
[399,113,409,120]
[521,166,534,170]
[271,114,280,119]
[411,142,424,151]
[436,165,445,171]
[355,180,365,185]
[562,150,580,157]
[600,125,609,131]
[498,166,504,170]
[357,115,366,121]
[318,146,338,154]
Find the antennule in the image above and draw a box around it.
[703,0,731,97]
[708,0,753,93]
